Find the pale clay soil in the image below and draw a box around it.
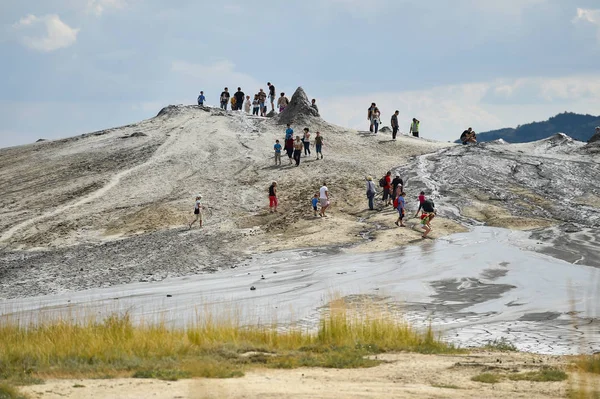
[21,352,599,399]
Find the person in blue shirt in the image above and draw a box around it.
[394,192,406,227]
[274,139,282,166]
[285,123,294,140]
[311,193,319,217]
[197,91,206,106]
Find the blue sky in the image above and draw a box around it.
[1,0,600,147]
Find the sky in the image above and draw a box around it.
[1,0,600,148]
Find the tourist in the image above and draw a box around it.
[394,192,406,227]
[269,181,278,213]
[258,89,267,116]
[278,92,289,112]
[197,91,205,106]
[391,110,399,140]
[315,131,323,160]
[220,87,230,110]
[319,182,329,217]
[188,194,203,229]
[267,82,276,112]
[285,135,294,165]
[311,99,319,114]
[414,191,426,217]
[252,95,260,116]
[410,118,420,138]
[285,123,294,140]
[366,176,376,210]
[274,139,282,166]
[244,95,251,113]
[230,96,236,110]
[371,107,381,134]
[367,103,377,132]
[391,175,403,201]
[460,127,477,144]
[302,128,311,157]
[420,212,433,238]
[234,87,245,111]
[382,171,392,206]
[293,136,303,166]
[311,193,319,217]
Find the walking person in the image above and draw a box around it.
[188,195,204,229]
[278,92,289,112]
[293,136,303,166]
[367,103,377,132]
[258,89,267,116]
[314,131,323,159]
[391,110,399,140]
[302,128,311,157]
[370,107,381,134]
[394,192,406,227]
[234,87,245,111]
[319,182,329,217]
[391,175,403,202]
[244,95,251,113]
[220,87,230,110]
[285,136,294,165]
[410,118,420,138]
[311,193,319,217]
[267,82,276,112]
[197,91,206,106]
[274,139,282,166]
[382,171,392,206]
[366,176,376,210]
[269,182,278,213]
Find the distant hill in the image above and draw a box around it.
[467,112,600,143]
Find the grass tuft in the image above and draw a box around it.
[483,337,517,352]
[0,383,29,399]
[509,367,568,382]
[471,373,501,384]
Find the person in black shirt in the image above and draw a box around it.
[220,88,230,110]
[267,82,276,112]
[234,87,245,111]
[391,175,403,201]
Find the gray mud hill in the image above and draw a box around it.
[276,87,320,126]
[0,90,451,299]
[396,133,600,267]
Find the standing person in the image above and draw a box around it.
[188,195,203,229]
[285,136,294,165]
[382,171,392,206]
[371,107,381,134]
[252,95,260,116]
[391,175,403,201]
[394,192,406,227]
[258,89,267,116]
[391,110,399,140]
[314,131,323,160]
[319,182,329,217]
[302,128,311,157]
[234,87,245,111]
[244,95,251,113]
[285,123,294,140]
[267,82,276,112]
[268,182,278,213]
[311,99,319,114]
[220,88,230,110]
[311,193,319,217]
[410,118,420,138]
[293,136,303,166]
[274,139,282,166]
[366,176,376,210]
[230,96,237,110]
[197,91,206,106]
[367,103,377,132]
[278,92,289,112]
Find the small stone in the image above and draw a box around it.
[250,286,256,291]
[166,294,172,298]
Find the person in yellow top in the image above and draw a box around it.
[410,118,420,138]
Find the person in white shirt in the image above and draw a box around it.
[189,194,203,229]
[244,95,251,113]
[319,183,329,217]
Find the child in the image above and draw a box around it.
[414,191,426,218]
[197,91,205,106]
[311,193,319,217]
[420,212,432,238]
[394,192,406,227]
[230,96,237,110]
[274,139,282,165]
[252,95,259,116]
[269,182,278,213]
[189,194,203,229]
[315,131,323,160]
[244,95,251,113]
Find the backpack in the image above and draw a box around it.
[378,176,386,187]
[422,199,435,213]
[393,197,399,209]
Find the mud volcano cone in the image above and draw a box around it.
[276,87,320,125]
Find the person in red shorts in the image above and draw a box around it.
[269,181,278,213]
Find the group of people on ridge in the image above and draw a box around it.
[367,103,420,140]
[268,181,330,217]
[274,124,324,167]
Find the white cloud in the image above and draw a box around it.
[573,8,600,41]
[319,74,600,141]
[87,0,127,16]
[12,14,79,52]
